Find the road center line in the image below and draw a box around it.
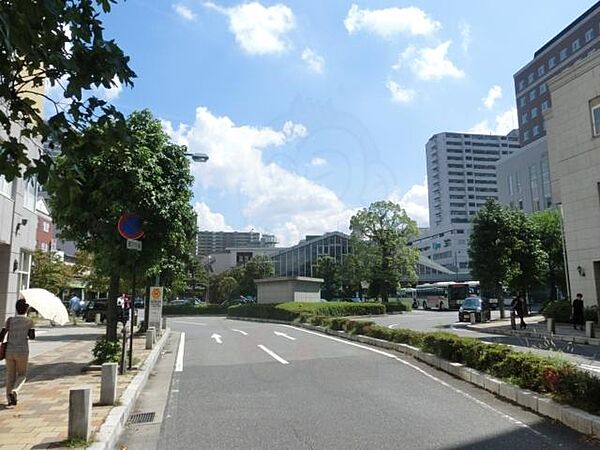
[175,332,185,372]
[258,345,289,365]
[170,320,207,326]
[284,325,550,442]
[232,329,248,335]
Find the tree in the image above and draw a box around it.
[237,255,274,297]
[530,209,566,300]
[72,251,109,294]
[340,252,369,298]
[0,0,135,182]
[47,110,196,340]
[350,200,419,302]
[314,256,341,300]
[30,250,70,295]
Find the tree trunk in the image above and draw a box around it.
[106,273,120,342]
[497,284,505,319]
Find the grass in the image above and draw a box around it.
[63,437,92,448]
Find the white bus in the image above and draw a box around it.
[416,281,479,310]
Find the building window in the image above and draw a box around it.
[560,48,568,61]
[23,178,36,211]
[531,107,538,118]
[533,125,540,136]
[523,130,530,141]
[528,73,534,84]
[542,100,550,112]
[519,96,526,107]
[518,80,525,91]
[541,158,551,203]
[521,112,528,124]
[529,164,539,211]
[549,56,556,69]
[0,175,12,199]
[43,221,50,233]
[508,174,514,196]
[572,39,581,51]
[537,65,545,76]
[539,83,547,94]
[529,90,536,101]
[16,251,32,294]
[591,103,600,136]
[586,28,594,43]
[41,242,48,252]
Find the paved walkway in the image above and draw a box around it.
[0,322,152,449]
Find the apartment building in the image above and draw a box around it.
[196,230,277,257]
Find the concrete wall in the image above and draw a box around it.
[256,277,323,304]
[546,50,600,307]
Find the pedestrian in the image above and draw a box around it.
[511,293,527,329]
[0,299,35,406]
[572,293,585,331]
[68,293,81,317]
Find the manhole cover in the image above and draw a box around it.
[128,412,156,424]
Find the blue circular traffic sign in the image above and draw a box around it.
[118,213,144,240]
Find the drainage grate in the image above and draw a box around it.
[128,412,156,425]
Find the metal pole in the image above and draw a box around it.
[119,325,127,375]
[558,204,572,301]
[128,266,135,370]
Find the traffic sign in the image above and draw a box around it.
[118,213,144,240]
[127,239,142,251]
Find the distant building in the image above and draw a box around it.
[196,230,277,257]
[208,246,283,275]
[545,49,600,307]
[422,131,520,275]
[35,198,55,252]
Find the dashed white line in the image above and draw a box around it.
[258,345,289,365]
[274,331,296,340]
[171,320,207,326]
[175,332,185,372]
[232,329,248,336]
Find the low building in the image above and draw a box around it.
[255,276,323,303]
[208,246,283,274]
[35,198,55,252]
[545,49,600,307]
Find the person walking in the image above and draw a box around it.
[511,293,527,329]
[0,299,35,406]
[69,293,81,317]
[572,293,585,331]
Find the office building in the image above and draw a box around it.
[423,131,520,274]
[196,230,277,257]
[545,49,600,308]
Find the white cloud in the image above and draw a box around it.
[194,202,232,231]
[94,77,122,101]
[310,157,327,167]
[301,48,324,74]
[482,85,502,109]
[468,107,517,135]
[389,180,429,227]
[344,4,440,38]
[394,41,464,81]
[173,3,196,21]
[386,80,416,103]
[164,106,356,246]
[204,1,295,55]
[282,120,307,140]
[459,21,471,53]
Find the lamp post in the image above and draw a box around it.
[185,152,209,163]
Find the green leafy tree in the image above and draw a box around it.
[237,255,274,297]
[47,110,196,341]
[72,251,109,294]
[207,272,239,303]
[0,0,135,182]
[530,209,566,300]
[340,252,369,298]
[350,200,419,302]
[30,250,70,295]
[314,256,341,300]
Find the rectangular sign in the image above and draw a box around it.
[149,286,163,329]
[127,239,142,251]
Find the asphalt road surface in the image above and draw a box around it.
[124,316,600,450]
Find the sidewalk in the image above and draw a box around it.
[0,322,155,449]
[467,314,600,346]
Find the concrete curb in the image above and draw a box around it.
[466,324,600,346]
[87,328,171,450]
[229,316,600,438]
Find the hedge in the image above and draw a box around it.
[542,300,599,323]
[385,301,412,313]
[162,304,227,315]
[228,305,600,415]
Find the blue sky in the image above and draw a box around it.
[97,0,593,245]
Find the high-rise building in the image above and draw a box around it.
[196,230,277,257]
[420,131,520,274]
[514,1,600,147]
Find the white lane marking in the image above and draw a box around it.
[258,345,289,365]
[211,333,223,344]
[170,320,207,326]
[175,332,185,372]
[232,329,248,336]
[284,325,551,442]
[387,324,398,329]
[274,331,296,341]
[580,364,600,373]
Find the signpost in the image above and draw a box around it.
[127,239,142,251]
[149,286,163,332]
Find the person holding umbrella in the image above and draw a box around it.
[0,299,35,406]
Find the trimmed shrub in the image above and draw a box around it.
[278,302,385,317]
[92,337,121,364]
[541,300,571,323]
[227,304,299,322]
[585,306,598,323]
[385,301,412,313]
[162,304,227,316]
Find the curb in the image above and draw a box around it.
[466,324,600,346]
[87,328,171,450]
[229,316,600,438]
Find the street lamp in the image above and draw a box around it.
[185,152,209,163]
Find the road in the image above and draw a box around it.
[365,310,600,376]
[122,316,598,450]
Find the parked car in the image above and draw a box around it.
[169,299,192,306]
[458,297,491,322]
[83,298,108,322]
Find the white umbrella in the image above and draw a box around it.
[19,288,69,326]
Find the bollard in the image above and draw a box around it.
[547,318,555,334]
[586,321,596,338]
[148,326,157,343]
[68,386,92,440]
[94,313,101,325]
[470,312,476,324]
[100,363,118,405]
[162,317,167,330]
[146,329,154,350]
